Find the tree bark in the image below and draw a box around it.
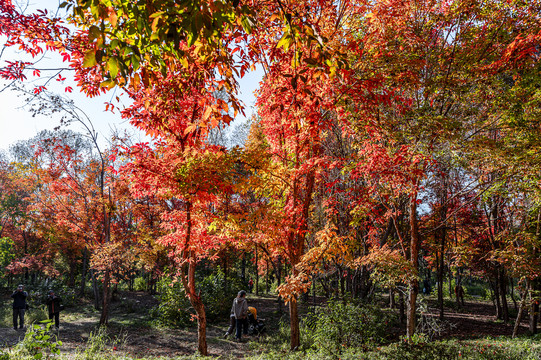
[399,289,405,324]
[407,195,420,339]
[513,279,529,338]
[99,269,111,325]
[255,246,259,296]
[91,269,100,310]
[499,268,509,323]
[79,247,88,297]
[180,202,208,356]
[389,288,395,309]
[437,246,444,320]
[289,298,300,350]
[530,280,539,334]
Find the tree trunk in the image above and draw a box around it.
[91,269,100,310]
[389,288,395,309]
[79,247,88,297]
[277,257,282,313]
[313,275,317,307]
[223,253,228,294]
[255,246,259,296]
[499,269,509,323]
[289,298,300,350]
[181,203,208,356]
[190,289,207,356]
[399,289,405,324]
[530,280,539,334]
[406,195,420,339]
[241,253,246,285]
[68,258,76,287]
[99,269,111,325]
[492,278,502,319]
[437,247,444,320]
[266,259,270,294]
[513,279,529,338]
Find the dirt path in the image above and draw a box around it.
[0,292,533,358]
[0,292,281,358]
[422,299,529,339]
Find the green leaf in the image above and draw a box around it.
[88,25,101,41]
[277,33,292,50]
[108,57,120,78]
[131,54,140,71]
[240,16,253,34]
[83,50,97,68]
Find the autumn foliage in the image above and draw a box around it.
[2,0,541,356]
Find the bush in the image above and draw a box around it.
[303,299,397,356]
[5,321,62,359]
[134,277,146,292]
[150,271,245,328]
[25,304,49,324]
[149,278,192,328]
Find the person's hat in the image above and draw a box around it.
[17,284,23,290]
[48,290,54,294]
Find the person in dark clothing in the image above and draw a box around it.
[231,290,248,341]
[46,290,62,329]
[223,309,236,338]
[11,284,28,330]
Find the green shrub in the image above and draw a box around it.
[303,299,397,356]
[8,320,62,359]
[133,277,146,292]
[25,304,49,324]
[149,278,192,328]
[150,271,245,328]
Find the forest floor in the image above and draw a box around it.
[0,291,531,358]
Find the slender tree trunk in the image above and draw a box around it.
[277,257,282,313]
[447,268,452,301]
[191,292,207,356]
[91,269,100,310]
[312,275,317,307]
[389,288,395,309]
[181,203,208,356]
[223,254,228,294]
[266,259,270,294]
[499,269,509,323]
[493,278,502,320]
[241,253,246,285]
[436,177,448,320]
[255,246,259,296]
[407,195,420,339]
[530,280,539,334]
[510,277,518,311]
[399,289,405,324]
[68,258,76,287]
[437,247,444,320]
[23,231,29,282]
[513,279,529,338]
[182,256,208,356]
[99,269,111,325]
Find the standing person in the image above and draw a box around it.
[248,278,254,293]
[231,290,248,341]
[11,284,28,331]
[46,290,62,329]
